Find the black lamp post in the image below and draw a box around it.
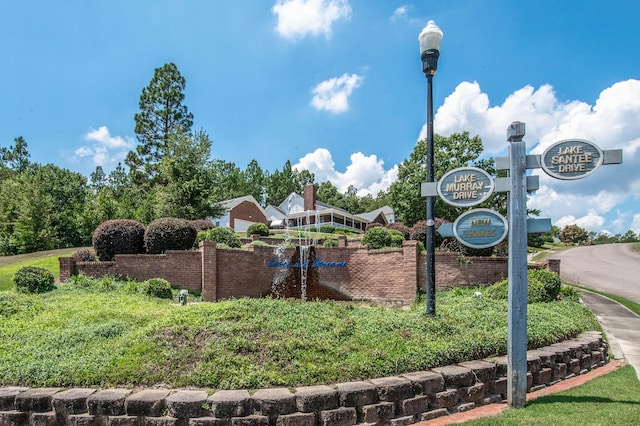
[419,20,442,316]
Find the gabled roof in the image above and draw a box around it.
[356,206,394,223]
[219,195,267,218]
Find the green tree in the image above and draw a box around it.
[154,130,222,219]
[0,164,88,254]
[241,159,266,205]
[0,136,31,179]
[389,132,489,226]
[210,159,244,202]
[126,62,194,185]
[265,160,314,206]
[560,224,590,245]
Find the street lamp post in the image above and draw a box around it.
[419,20,443,316]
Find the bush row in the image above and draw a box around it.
[91,218,218,261]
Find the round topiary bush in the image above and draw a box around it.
[197,227,242,248]
[388,229,405,248]
[93,219,146,261]
[145,217,198,254]
[246,222,270,237]
[13,266,55,294]
[71,248,96,262]
[483,273,554,303]
[140,278,173,299]
[365,222,383,232]
[362,226,392,249]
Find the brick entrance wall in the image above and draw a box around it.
[60,241,560,304]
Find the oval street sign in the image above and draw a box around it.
[541,139,603,180]
[437,167,494,207]
[453,208,508,249]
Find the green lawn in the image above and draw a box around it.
[462,365,640,425]
[0,248,78,291]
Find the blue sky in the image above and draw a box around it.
[1,1,639,234]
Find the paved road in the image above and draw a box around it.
[550,243,640,304]
[549,243,640,379]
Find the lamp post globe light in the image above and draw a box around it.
[419,20,442,316]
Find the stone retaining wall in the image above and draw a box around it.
[0,332,607,426]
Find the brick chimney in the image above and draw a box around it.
[304,184,317,211]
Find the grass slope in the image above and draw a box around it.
[0,278,600,390]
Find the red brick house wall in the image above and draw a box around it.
[229,200,268,229]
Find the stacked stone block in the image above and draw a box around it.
[0,332,607,425]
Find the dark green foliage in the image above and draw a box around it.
[319,225,336,234]
[246,222,269,236]
[323,239,337,247]
[362,226,403,249]
[529,269,562,301]
[13,266,55,294]
[386,222,410,240]
[140,278,173,299]
[197,227,242,248]
[145,217,197,254]
[484,269,562,303]
[92,219,146,261]
[388,229,405,247]
[71,248,96,262]
[189,219,215,232]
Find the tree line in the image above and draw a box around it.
[3,62,635,256]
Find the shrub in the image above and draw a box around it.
[71,248,96,262]
[529,269,562,301]
[197,227,242,248]
[365,222,383,232]
[386,223,410,240]
[92,219,146,261]
[13,266,55,294]
[483,270,559,303]
[388,229,405,247]
[145,217,197,254]
[140,278,173,299]
[246,222,270,237]
[410,220,427,242]
[558,285,581,302]
[189,219,215,232]
[362,226,393,249]
[323,239,337,247]
[319,225,336,234]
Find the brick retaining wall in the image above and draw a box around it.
[0,331,606,425]
[60,240,560,304]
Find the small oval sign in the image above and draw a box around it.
[541,139,603,180]
[437,167,494,207]
[453,209,508,249]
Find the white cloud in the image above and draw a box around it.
[427,79,640,232]
[73,126,134,168]
[631,214,640,235]
[273,0,352,40]
[311,73,363,113]
[293,148,397,196]
[391,6,410,21]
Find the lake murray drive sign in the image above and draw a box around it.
[437,167,494,207]
[453,208,508,249]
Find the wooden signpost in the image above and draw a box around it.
[423,120,623,408]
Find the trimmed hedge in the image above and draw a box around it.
[189,219,215,232]
[92,219,146,261]
[145,217,198,254]
[13,266,55,294]
[71,248,96,262]
[197,227,242,248]
[483,269,562,303]
[246,222,269,236]
[362,226,404,249]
